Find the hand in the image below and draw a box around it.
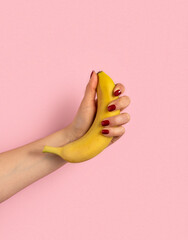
[65,70,131,145]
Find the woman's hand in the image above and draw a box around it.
[65,70,131,145]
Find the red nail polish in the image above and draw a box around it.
[101,120,110,126]
[108,104,116,111]
[114,89,121,96]
[102,129,109,134]
[90,70,94,78]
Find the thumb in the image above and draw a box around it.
[84,71,98,101]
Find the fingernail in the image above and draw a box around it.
[90,70,94,78]
[102,129,109,134]
[114,89,121,96]
[101,120,110,126]
[108,104,116,111]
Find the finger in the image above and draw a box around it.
[89,71,98,91]
[107,95,131,112]
[101,112,130,127]
[95,98,98,108]
[113,83,125,96]
[84,71,98,102]
[109,135,122,145]
[101,126,125,137]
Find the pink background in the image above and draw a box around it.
[0,0,188,239]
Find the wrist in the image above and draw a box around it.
[31,127,72,155]
[62,123,76,143]
[43,127,72,147]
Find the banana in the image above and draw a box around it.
[42,71,120,163]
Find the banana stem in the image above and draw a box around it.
[42,145,62,157]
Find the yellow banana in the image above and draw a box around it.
[42,71,120,163]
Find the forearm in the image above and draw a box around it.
[0,127,71,203]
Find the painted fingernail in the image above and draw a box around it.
[108,104,116,111]
[114,89,121,96]
[101,120,110,126]
[102,129,109,134]
[90,70,94,78]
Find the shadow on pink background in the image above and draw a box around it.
[0,0,188,239]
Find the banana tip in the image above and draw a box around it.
[42,146,50,153]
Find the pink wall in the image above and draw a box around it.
[0,0,188,239]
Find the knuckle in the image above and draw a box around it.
[121,84,126,92]
[117,83,125,91]
[121,126,125,134]
[120,96,131,108]
[121,113,129,123]
[114,84,126,97]
[125,112,131,121]
[121,95,127,102]
[120,113,127,124]
[113,117,119,125]
[115,83,121,88]
[113,113,130,126]
[126,96,131,104]
[120,96,128,105]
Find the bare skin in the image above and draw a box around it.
[0,71,131,203]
